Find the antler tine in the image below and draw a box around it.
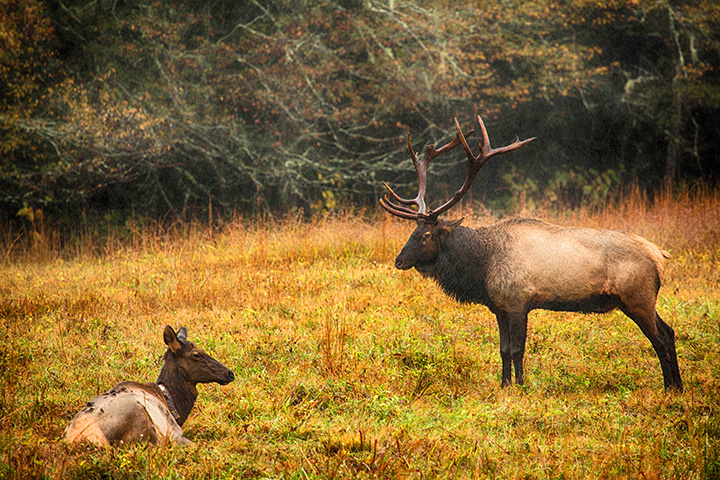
[379,195,423,220]
[427,116,535,219]
[380,127,474,220]
[378,133,428,216]
[381,181,425,213]
[422,129,476,164]
[413,127,475,213]
[475,114,536,159]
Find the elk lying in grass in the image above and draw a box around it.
[64,325,235,446]
[380,116,682,392]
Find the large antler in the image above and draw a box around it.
[380,127,475,220]
[427,115,535,219]
[380,115,535,221]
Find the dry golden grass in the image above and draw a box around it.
[1,187,719,479]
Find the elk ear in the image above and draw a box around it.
[177,326,188,343]
[445,217,464,231]
[163,325,183,353]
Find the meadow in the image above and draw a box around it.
[1,188,719,479]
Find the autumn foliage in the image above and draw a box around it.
[1,0,719,225]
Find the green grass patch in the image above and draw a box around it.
[1,194,719,478]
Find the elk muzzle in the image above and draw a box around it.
[219,369,235,385]
[394,254,413,270]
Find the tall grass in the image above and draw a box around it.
[1,187,719,479]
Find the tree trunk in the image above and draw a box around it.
[665,4,684,188]
[665,78,682,188]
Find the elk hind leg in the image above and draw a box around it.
[656,313,683,391]
[621,304,682,392]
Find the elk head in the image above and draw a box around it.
[163,325,235,386]
[381,116,535,270]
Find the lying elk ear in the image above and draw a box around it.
[177,326,188,343]
[164,325,184,353]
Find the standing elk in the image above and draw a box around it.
[64,325,235,446]
[380,115,682,392]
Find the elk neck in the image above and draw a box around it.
[423,225,497,306]
[156,350,197,426]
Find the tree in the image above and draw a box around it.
[1,0,718,226]
[594,0,720,187]
[0,0,58,220]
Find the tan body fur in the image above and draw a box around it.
[485,219,668,314]
[64,381,185,446]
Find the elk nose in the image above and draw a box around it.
[226,370,235,383]
[395,258,405,270]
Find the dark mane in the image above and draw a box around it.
[427,225,500,306]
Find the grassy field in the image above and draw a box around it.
[1,189,719,479]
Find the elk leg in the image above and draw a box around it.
[622,306,682,392]
[496,314,512,387]
[655,313,683,392]
[509,313,528,386]
[496,312,528,387]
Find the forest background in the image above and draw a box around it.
[2,0,719,229]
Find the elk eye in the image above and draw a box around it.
[192,352,201,361]
[422,232,432,241]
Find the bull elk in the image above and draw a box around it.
[64,325,235,446]
[380,115,682,392]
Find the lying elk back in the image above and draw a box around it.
[64,325,235,446]
[381,116,682,392]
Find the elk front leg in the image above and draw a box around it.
[496,312,528,386]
